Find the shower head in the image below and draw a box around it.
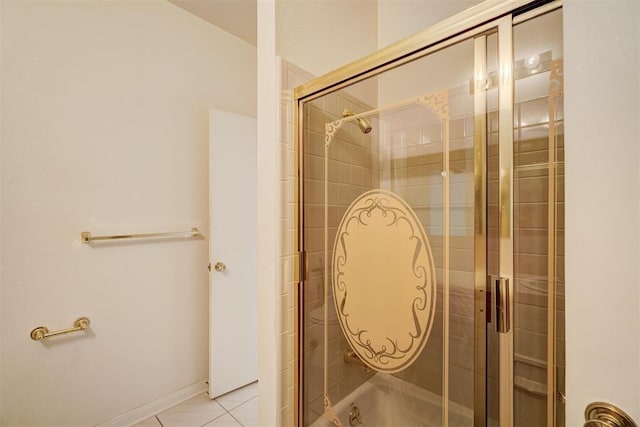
[342,108,372,134]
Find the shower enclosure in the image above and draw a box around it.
[295,1,564,426]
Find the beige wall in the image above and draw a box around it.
[0,1,256,425]
[377,0,484,48]
[275,0,380,107]
[564,1,640,424]
[256,1,279,424]
[276,0,378,77]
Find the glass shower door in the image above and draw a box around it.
[299,32,495,427]
[511,9,565,427]
[297,5,564,427]
[487,8,565,427]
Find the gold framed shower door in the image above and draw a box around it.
[294,1,564,426]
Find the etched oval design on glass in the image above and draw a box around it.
[332,189,436,373]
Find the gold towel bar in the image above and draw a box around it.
[81,227,200,243]
[30,317,90,341]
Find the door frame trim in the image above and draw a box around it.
[497,15,515,427]
[473,33,488,427]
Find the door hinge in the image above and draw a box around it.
[295,251,307,282]
[485,278,492,324]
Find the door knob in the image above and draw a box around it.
[213,261,226,272]
[585,402,637,427]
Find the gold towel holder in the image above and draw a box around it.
[81,227,200,243]
[30,317,90,341]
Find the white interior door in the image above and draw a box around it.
[209,109,257,398]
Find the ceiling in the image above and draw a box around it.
[169,0,257,46]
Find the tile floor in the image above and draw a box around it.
[134,382,258,427]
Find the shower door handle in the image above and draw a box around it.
[495,277,510,334]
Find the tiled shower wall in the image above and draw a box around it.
[277,58,299,426]
[377,84,477,411]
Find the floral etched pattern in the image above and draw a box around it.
[332,190,436,373]
[416,89,449,121]
[325,119,345,146]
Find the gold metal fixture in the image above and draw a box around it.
[498,15,515,426]
[30,317,90,341]
[341,108,372,134]
[295,250,307,282]
[213,261,226,272]
[81,227,200,243]
[349,403,363,426]
[473,33,489,427]
[343,348,371,373]
[546,57,564,427]
[584,402,637,427]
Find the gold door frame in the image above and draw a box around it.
[497,16,515,426]
[294,1,563,426]
[473,34,488,427]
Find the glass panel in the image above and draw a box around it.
[301,37,480,426]
[512,9,564,427]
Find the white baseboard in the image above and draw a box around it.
[97,378,208,427]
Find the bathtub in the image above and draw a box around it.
[307,277,553,426]
[310,373,473,427]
